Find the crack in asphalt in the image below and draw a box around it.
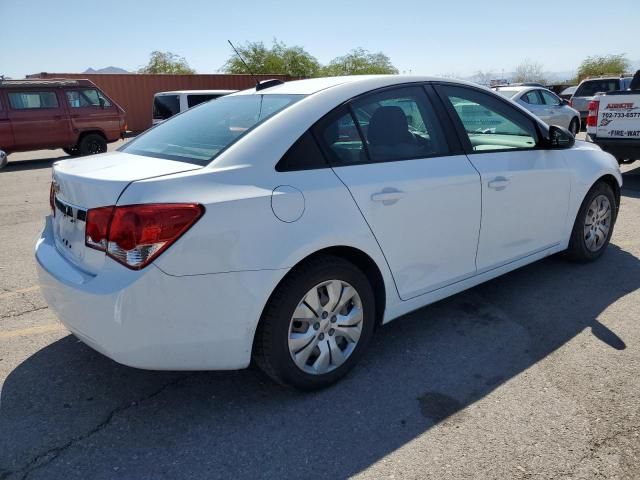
[2,375,191,480]
[0,306,48,320]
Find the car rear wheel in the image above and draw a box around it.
[566,181,617,263]
[569,118,579,136]
[253,255,375,390]
[78,134,107,156]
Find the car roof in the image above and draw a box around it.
[231,75,481,97]
[155,90,237,95]
[494,85,531,92]
[0,79,96,89]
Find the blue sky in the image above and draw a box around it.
[1,0,638,79]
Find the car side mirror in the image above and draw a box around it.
[548,125,575,148]
[98,97,105,109]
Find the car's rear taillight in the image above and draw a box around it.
[85,203,204,269]
[587,100,600,127]
[86,206,114,250]
[568,99,573,108]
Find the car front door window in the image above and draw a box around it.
[436,83,570,270]
[444,88,537,152]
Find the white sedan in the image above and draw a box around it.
[37,76,622,390]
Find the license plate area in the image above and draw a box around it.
[53,196,89,266]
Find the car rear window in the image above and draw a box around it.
[153,95,180,120]
[575,79,620,97]
[123,94,304,165]
[495,89,519,99]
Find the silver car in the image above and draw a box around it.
[493,86,581,135]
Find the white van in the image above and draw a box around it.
[152,90,237,125]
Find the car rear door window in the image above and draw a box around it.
[540,90,561,106]
[315,108,366,165]
[315,86,449,166]
[522,90,543,105]
[439,84,538,152]
[8,91,59,109]
[350,86,449,163]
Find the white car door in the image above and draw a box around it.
[314,85,481,300]
[436,84,571,272]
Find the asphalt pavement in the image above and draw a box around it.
[1,141,639,479]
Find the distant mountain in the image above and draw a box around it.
[83,66,129,74]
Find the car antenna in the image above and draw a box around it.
[227,40,259,87]
[227,40,284,92]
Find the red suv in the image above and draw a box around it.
[0,79,126,167]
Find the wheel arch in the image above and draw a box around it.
[75,129,107,145]
[597,174,621,212]
[251,245,388,356]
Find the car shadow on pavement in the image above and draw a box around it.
[1,156,67,173]
[1,244,639,479]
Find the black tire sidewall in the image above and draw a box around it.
[570,118,579,136]
[568,182,617,262]
[79,134,107,156]
[261,258,376,390]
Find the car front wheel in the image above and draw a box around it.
[567,181,617,262]
[253,255,376,390]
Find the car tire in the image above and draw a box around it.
[569,118,579,136]
[566,181,617,263]
[78,134,107,156]
[62,146,80,156]
[253,255,376,390]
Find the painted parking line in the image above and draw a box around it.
[0,323,66,339]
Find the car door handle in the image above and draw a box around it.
[371,188,406,205]
[488,176,511,191]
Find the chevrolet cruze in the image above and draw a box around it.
[36,76,622,390]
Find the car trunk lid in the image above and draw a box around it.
[51,151,201,274]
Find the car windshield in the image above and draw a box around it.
[123,94,304,165]
[495,89,519,99]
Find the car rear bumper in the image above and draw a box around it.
[588,136,640,161]
[35,216,287,370]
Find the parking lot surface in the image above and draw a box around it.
[1,142,639,479]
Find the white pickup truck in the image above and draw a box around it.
[587,70,640,164]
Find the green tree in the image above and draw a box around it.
[576,54,630,81]
[138,51,195,74]
[512,59,546,84]
[321,48,398,76]
[223,40,321,77]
